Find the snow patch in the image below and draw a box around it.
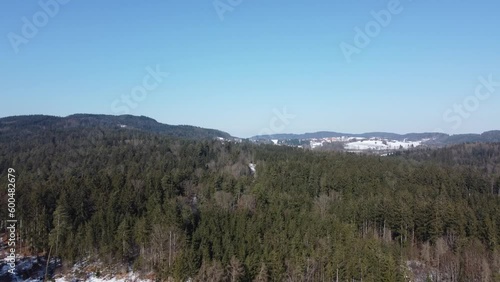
[345,139,422,151]
[249,163,256,174]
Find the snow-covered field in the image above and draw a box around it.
[344,139,424,151]
[0,255,153,281]
[304,136,430,152]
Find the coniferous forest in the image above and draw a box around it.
[0,124,499,281]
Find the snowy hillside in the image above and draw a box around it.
[344,139,425,151]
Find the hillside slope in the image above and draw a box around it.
[0,114,232,140]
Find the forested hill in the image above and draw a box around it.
[397,143,500,176]
[0,114,232,140]
[0,123,499,281]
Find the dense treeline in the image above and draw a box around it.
[0,127,499,281]
[0,114,232,141]
[398,143,500,180]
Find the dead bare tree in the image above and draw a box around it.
[226,256,245,282]
[253,263,269,282]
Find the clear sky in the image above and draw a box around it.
[1,0,499,138]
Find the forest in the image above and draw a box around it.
[0,125,499,281]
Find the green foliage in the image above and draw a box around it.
[1,124,499,281]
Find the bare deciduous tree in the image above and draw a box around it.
[196,260,225,282]
[441,252,459,282]
[227,256,245,282]
[253,263,269,282]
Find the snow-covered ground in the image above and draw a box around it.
[0,256,59,281]
[0,255,153,281]
[344,139,424,151]
[310,141,323,149]
[303,136,430,152]
[249,163,256,173]
[51,258,154,282]
[55,272,152,282]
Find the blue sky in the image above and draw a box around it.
[1,0,499,138]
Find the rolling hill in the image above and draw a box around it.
[0,114,233,140]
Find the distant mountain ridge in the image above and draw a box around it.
[0,114,232,140]
[251,130,500,145]
[2,114,499,145]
